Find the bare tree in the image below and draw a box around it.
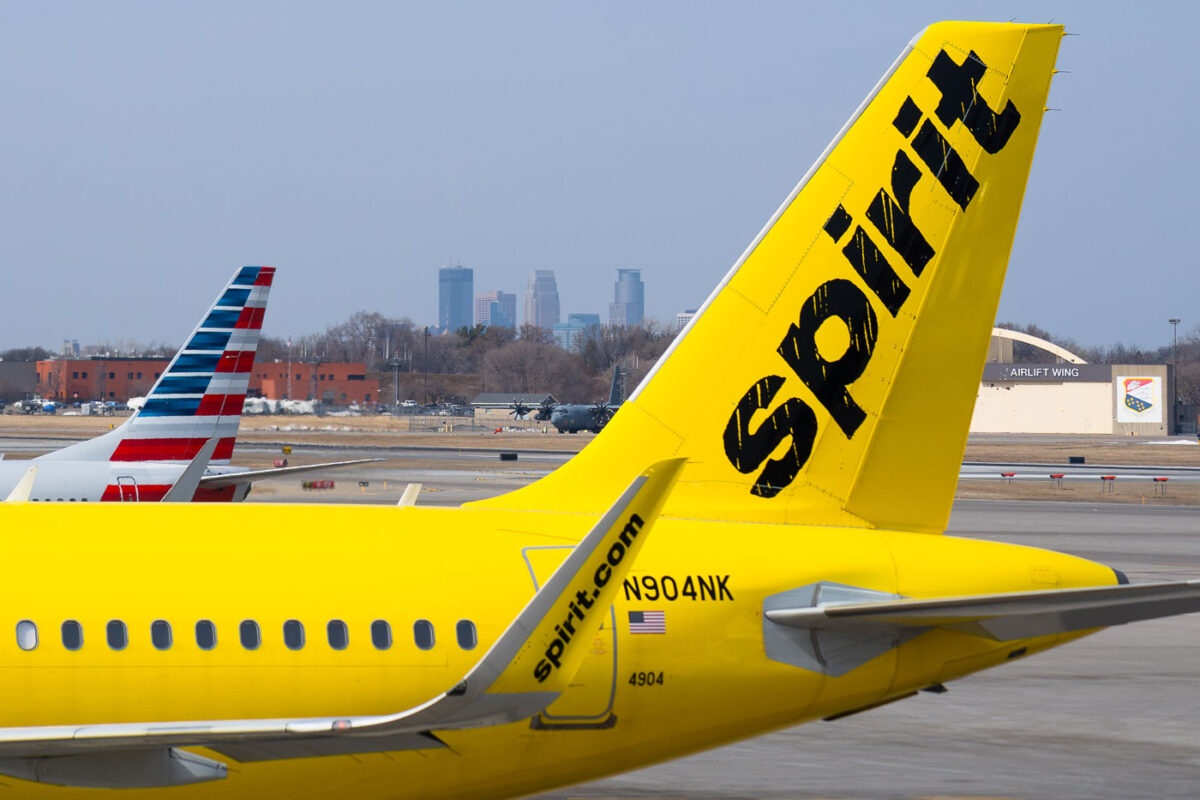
[482,340,589,399]
[518,324,555,345]
[0,346,52,362]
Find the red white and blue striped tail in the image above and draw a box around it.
[37,267,274,466]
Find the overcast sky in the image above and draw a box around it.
[2,1,1195,351]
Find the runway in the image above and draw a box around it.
[530,500,1200,800]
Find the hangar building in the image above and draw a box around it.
[970,328,1174,435]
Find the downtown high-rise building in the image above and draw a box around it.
[608,268,644,327]
[554,313,601,351]
[474,291,517,328]
[523,270,560,330]
[438,265,474,332]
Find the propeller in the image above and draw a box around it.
[590,402,615,425]
[510,400,532,419]
[534,399,556,421]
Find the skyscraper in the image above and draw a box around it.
[474,291,517,328]
[438,265,474,332]
[523,270,560,330]
[553,313,601,351]
[608,269,644,327]
[675,309,697,331]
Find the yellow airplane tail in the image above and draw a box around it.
[474,22,1063,533]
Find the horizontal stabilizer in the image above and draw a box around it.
[398,483,422,507]
[3,466,37,503]
[197,459,384,488]
[766,580,1200,641]
[161,438,218,502]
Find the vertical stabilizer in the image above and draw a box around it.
[38,267,274,465]
[608,365,624,406]
[473,22,1061,534]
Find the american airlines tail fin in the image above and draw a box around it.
[38,267,274,466]
[473,22,1061,533]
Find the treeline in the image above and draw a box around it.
[0,347,53,362]
[256,311,677,404]
[23,312,1198,406]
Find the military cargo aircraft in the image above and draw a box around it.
[2,21,1200,799]
[511,365,624,433]
[0,267,374,503]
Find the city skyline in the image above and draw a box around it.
[440,266,663,334]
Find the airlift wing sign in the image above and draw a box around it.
[723,46,1028,500]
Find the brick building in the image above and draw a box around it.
[249,362,377,405]
[37,358,169,403]
[0,362,37,402]
[36,359,378,406]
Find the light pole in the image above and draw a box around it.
[1169,318,1181,433]
[385,358,401,414]
[422,326,430,407]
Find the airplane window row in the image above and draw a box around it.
[14,618,479,653]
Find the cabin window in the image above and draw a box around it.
[327,620,348,650]
[283,619,305,650]
[15,620,37,651]
[151,620,172,650]
[106,620,128,651]
[456,620,478,651]
[240,620,261,650]
[195,620,217,650]
[414,619,435,651]
[370,620,392,650]
[61,620,83,651]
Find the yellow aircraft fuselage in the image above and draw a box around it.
[0,502,1115,798]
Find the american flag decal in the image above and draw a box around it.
[628,610,666,634]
